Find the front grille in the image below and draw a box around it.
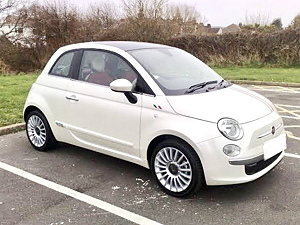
[245,152,282,175]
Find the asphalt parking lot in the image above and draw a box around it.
[1,85,300,225]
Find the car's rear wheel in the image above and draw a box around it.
[151,139,204,197]
[26,110,57,151]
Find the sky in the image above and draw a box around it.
[42,0,300,27]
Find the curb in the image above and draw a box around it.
[0,123,25,136]
[229,80,300,88]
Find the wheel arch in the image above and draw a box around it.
[24,105,44,121]
[24,105,58,150]
[24,105,55,136]
[147,134,202,169]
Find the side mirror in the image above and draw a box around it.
[110,79,137,104]
[110,79,132,92]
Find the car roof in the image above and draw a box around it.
[83,41,172,51]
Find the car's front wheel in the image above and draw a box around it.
[151,139,204,197]
[25,110,57,151]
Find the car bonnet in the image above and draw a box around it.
[166,84,273,124]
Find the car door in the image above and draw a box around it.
[63,50,142,157]
[39,50,78,140]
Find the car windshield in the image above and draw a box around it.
[128,48,225,95]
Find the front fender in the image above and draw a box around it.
[140,109,221,163]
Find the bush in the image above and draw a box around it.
[0,36,40,73]
[167,29,300,67]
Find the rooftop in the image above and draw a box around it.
[85,41,171,51]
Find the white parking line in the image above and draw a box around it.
[286,131,300,141]
[281,116,300,120]
[279,110,300,113]
[278,87,299,94]
[285,153,300,159]
[276,104,300,109]
[0,161,162,225]
[285,125,300,128]
[275,105,300,118]
[250,86,300,94]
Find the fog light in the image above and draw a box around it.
[223,144,241,157]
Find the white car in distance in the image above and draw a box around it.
[24,41,287,197]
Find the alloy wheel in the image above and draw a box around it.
[154,147,192,192]
[27,115,47,148]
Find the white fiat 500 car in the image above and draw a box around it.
[24,41,286,197]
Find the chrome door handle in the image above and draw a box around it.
[65,95,79,101]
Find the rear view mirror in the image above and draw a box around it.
[110,79,137,104]
[110,79,132,92]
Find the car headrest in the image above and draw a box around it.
[91,55,105,73]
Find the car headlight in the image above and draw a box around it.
[217,118,244,141]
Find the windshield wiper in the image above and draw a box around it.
[218,79,225,87]
[209,79,225,89]
[211,79,232,90]
[185,80,218,94]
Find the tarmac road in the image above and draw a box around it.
[0,85,300,225]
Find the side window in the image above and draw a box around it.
[50,52,74,77]
[79,51,107,84]
[78,50,138,87]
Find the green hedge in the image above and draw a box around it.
[167,29,300,67]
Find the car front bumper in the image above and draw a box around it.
[195,111,286,186]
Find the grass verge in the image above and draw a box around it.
[0,74,38,127]
[213,67,300,83]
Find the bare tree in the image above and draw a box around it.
[22,1,82,68]
[27,1,81,46]
[86,2,119,29]
[119,0,171,41]
[0,0,28,37]
[163,4,206,35]
[0,0,15,14]
[290,14,300,29]
[244,11,271,26]
[122,0,167,19]
[165,4,206,24]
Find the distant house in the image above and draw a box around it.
[203,24,222,35]
[222,23,241,34]
[154,18,206,36]
[203,23,241,35]
[0,16,33,46]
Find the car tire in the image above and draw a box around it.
[150,139,204,197]
[25,110,57,151]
